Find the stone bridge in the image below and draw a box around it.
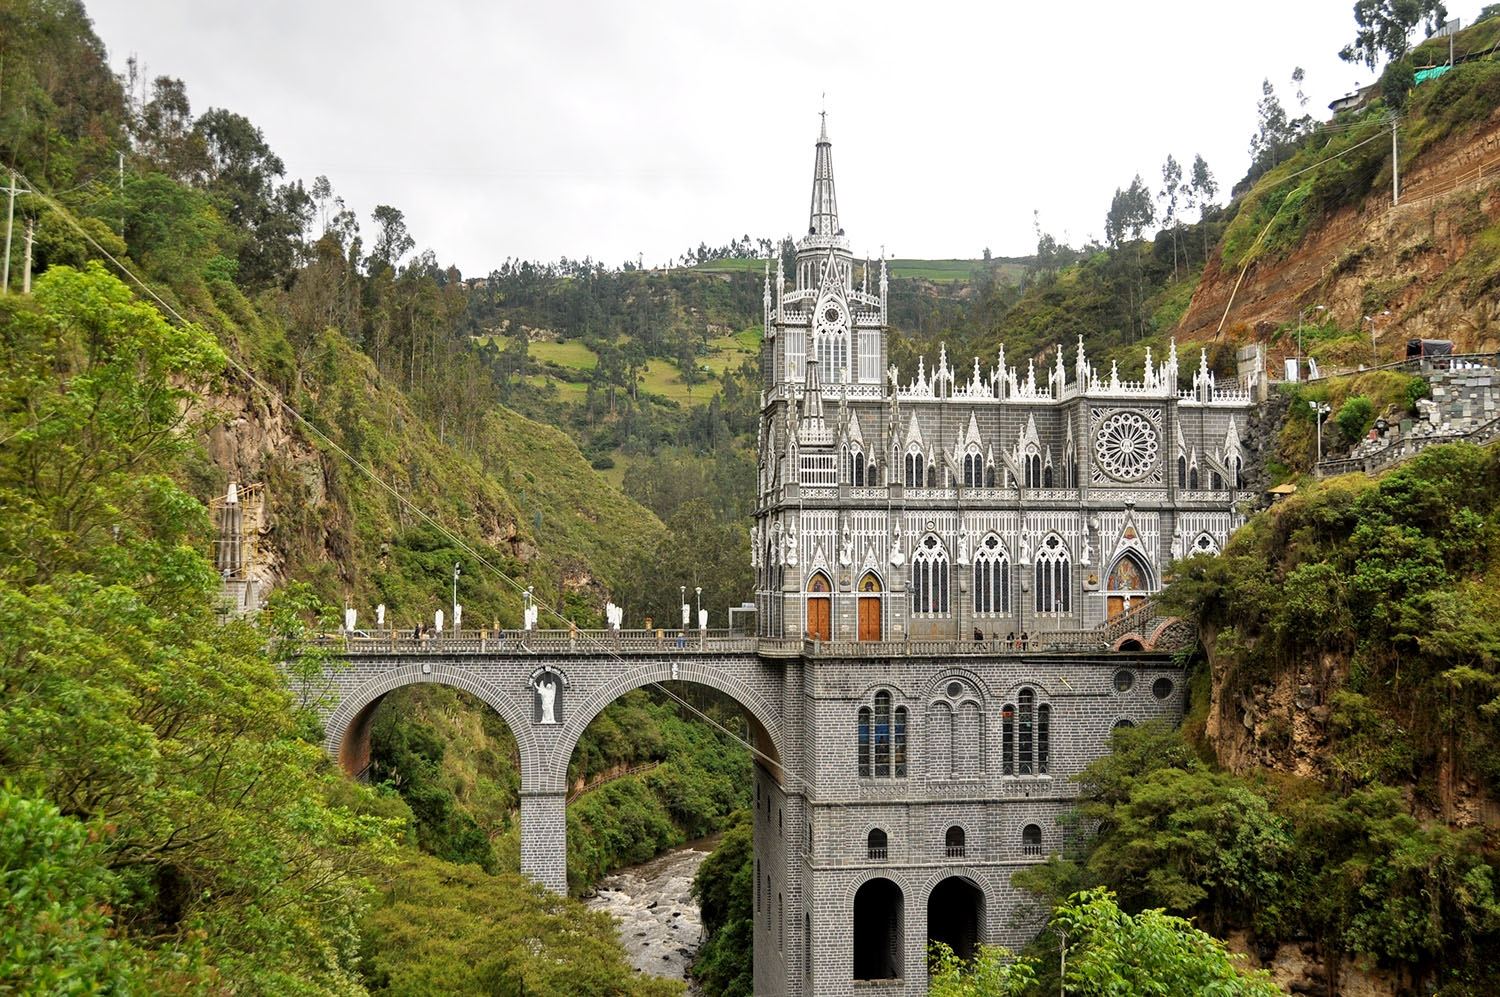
[311,611,1185,897]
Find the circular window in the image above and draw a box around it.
[946,681,963,698]
[1094,411,1160,482]
[1113,670,1135,693]
[824,306,840,324]
[1152,677,1174,700]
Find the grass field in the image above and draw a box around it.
[529,339,598,371]
[524,373,589,401]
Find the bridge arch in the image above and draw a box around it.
[323,664,537,781]
[549,656,787,793]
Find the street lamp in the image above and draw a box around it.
[1363,310,1391,363]
[680,585,688,628]
[1308,400,1331,465]
[695,586,703,627]
[1298,304,1326,361]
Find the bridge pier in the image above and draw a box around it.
[519,790,569,894]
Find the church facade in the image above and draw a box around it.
[752,119,1254,644]
[740,121,1256,995]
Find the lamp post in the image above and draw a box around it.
[451,562,461,632]
[1298,304,1326,362]
[1309,400,1331,465]
[523,586,534,630]
[680,585,688,628]
[1363,310,1391,363]
[695,586,703,626]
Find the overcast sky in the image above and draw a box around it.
[86,1,1481,275]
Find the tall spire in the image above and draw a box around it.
[808,114,840,238]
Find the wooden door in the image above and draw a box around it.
[806,597,831,640]
[1107,595,1127,619]
[857,597,882,641]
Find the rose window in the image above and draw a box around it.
[1094,412,1159,481]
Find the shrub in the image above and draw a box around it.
[1337,395,1375,444]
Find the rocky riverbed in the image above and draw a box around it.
[585,836,719,993]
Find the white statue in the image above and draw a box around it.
[838,523,854,567]
[785,525,799,567]
[956,532,970,566]
[1081,533,1094,566]
[888,525,906,567]
[376,603,385,627]
[1171,524,1184,560]
[1019,533,1031,565]
[536,674,559,725]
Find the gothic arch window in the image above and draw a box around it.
[858,690,907,778]
[1177,454,1187,488]
[1022,824,1043,857]
[1034,533,1072,614]
[1192,532,1220,556]
[1017,687,1035,774]
[1043,453,1054,487]
[963,448,983,487]
[849,447,867,486]
[1024,447,1042,488]
[1004,687,1050,776]
[945,825,966,858]
[1210,468,1223,490]
[927,459,937,487]
[985,462,997,488]
[867,827,888,859]
[905,447,925,488]
[1189,465,1199,489]
[910,534,950,615]
[973,533,1011,614]
[1232,454,1244,489]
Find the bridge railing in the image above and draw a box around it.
[317,623,1186,658]
[318,628,761,655]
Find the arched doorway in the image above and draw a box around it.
[857,572,883,641]
[927,876,984,965]
[1105,550,1151,620]
[806,571,832,641]
[853,878,904,981]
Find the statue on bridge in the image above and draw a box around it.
[534,672,561,724]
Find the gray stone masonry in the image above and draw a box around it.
[311,639,1188,996]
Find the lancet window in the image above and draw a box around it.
[910,534,950,615]
[1002,686,1050,776]
[1033,533,1071,614]
[857,690,907,778]
[904,447,925,488]
[972,533,1010,614]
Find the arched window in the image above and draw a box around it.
[1107,552,1149,593]
[910,534,950,615]
[1043,463,1054,487]
[1069,455,1079,487]
[867,828,888,859]
[945,826,966,858]
[1024,449,1041,487]
[1038,702,1050,775]
[1034,534,1071,614]
[1189,465,1199,489]
[857,706,871,777]
[1022,824,1042,857]
[985,464,997,487]
[962,451,978,487]
[1210,469,1223,490]
[1192,532,1220,556]
[905,448,924,487]
[849,448,866,486]
[1177,454,1187,488]
[927,462,937,487]
[1001,702,1014,775]
[972,534,1010,614]
[1017,688,1035,774]
[816,330,848,383]
[858,691,907,778]
[1232,454,1244,489]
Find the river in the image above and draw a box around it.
[584,835,719,994]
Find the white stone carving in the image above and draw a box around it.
[1094,411,1160,482]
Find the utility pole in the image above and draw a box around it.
[1391,115,1400,206]
[22,217,34,294]
[1309,401,1331,465]
[2,170,15,293]
[119,150,126,236]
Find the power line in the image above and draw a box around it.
[14,170,807,794]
